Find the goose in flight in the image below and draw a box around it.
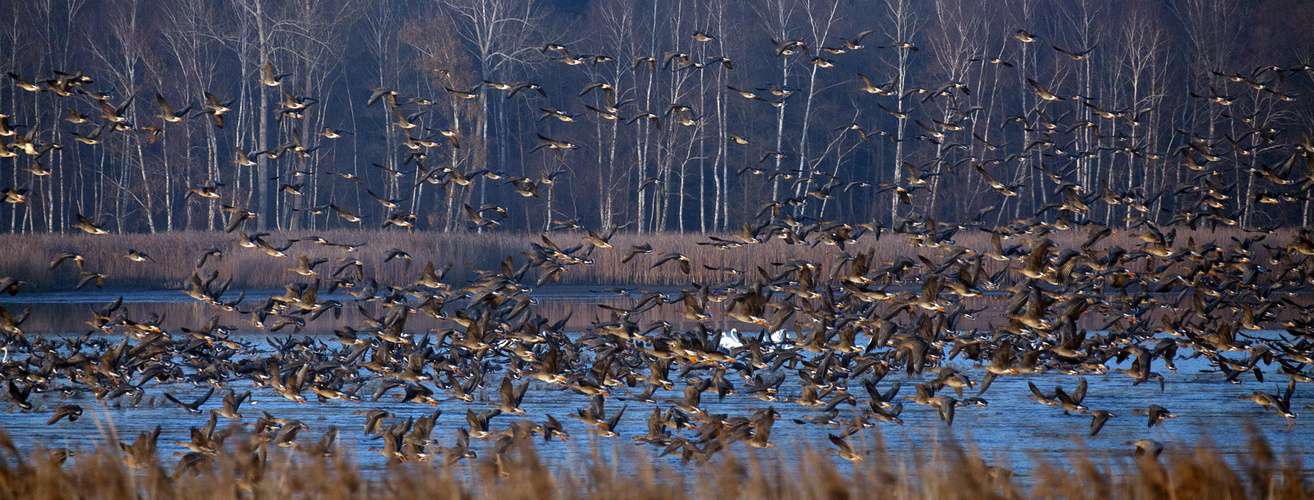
[48,252,85,271]
[856,74,896,95]
[1053,44,1097,61]
[259,61,289,87]
[154,93,191,123]
[2,188,26,204]
[367,87,397,107]
[1027,78,1063,101]
[72,213,109,234]
[124,248,154,263]
[1131,404,1176,427]
[98,96,133,123]
[530,133,578,153]
[1238,378,1297,425]
[288,256,327,276]
[214,389,251,419]
[47,404,83,425]
[7,72,42,92]
[651,252,691,274]
[1088,409,1116,436]
[828,433,862,461]
[493,377,530,415]
[197,92,233,128]
[838,29,877,51]
[539,107,576,122]
[164,387,216,415]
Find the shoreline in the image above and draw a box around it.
[0,226,1297,291]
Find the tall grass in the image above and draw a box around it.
[0,427,1305,500]
[0,226,1293,292]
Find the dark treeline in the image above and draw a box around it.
[2,0,1314,235]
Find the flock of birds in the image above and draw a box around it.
[1,25,1314,477]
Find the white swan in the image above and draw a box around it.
[719,328,744,351]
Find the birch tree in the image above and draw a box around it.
[883,0,921,224]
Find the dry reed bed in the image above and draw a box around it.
[0,227,1294,292]
[0,428,1306,500]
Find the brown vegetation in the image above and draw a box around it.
[0,227,1294,292]
[0,427,1306,500]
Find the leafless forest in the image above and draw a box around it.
[2,0,1314,235]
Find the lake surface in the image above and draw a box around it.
[0,288,1309,478]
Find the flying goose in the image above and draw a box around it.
[259,61,289,87]
[72,213,109,234]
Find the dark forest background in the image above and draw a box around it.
[3,0,1314,235]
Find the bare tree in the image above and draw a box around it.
[883,0,921,223]
[1057,0,1103,189]
[789,0,842,218]
[162,0,223,230]
[1110,3,1167,227]
[1172,0,1244,222]
[581,0,634,232]
[923,0,983,217]
[87,0,158,233]
[400,6,481,232]
[230,0,280,231]
[753,0,800,203]
[439,0,547,219]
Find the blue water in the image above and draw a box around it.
[0,291,1308,478]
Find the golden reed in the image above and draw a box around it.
[0,426,1305,500]
[0,227,1290,290]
